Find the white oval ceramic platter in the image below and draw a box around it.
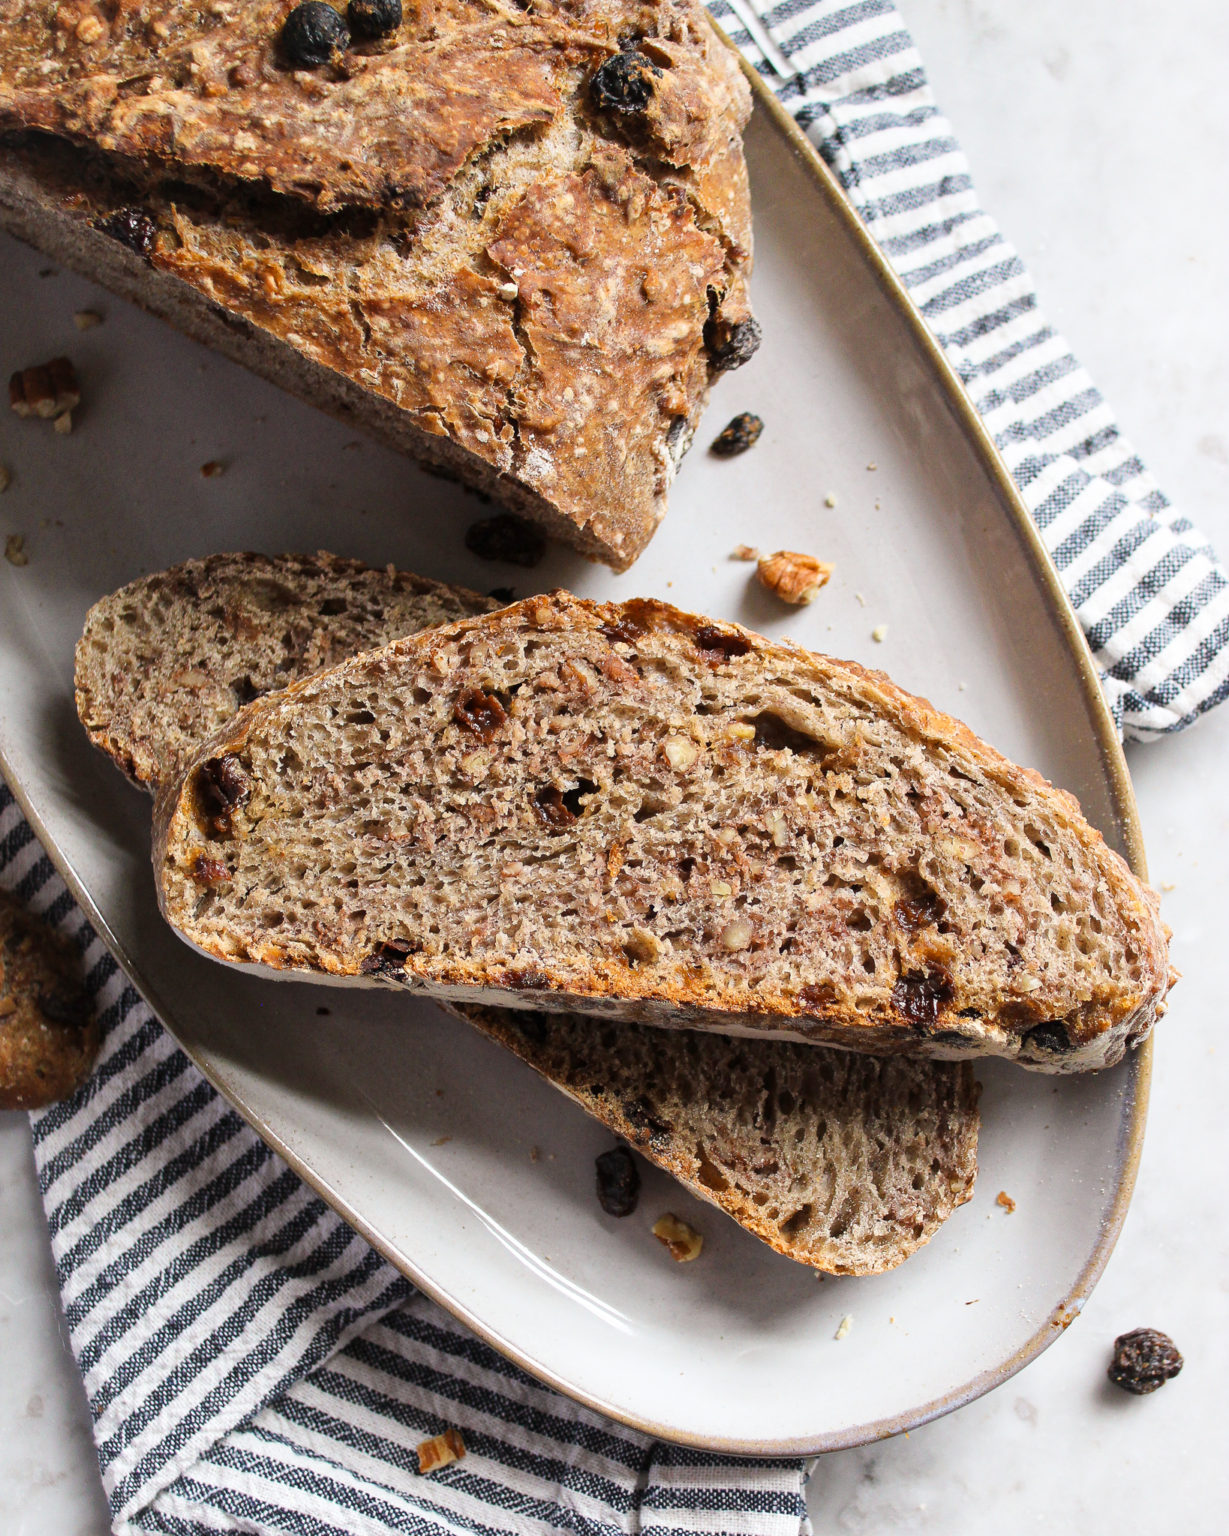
[0,78,1150,1455]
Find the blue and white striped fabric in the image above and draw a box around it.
[712,0,1229,740]
[10,4,1229,1534]
[4,784,811,1536]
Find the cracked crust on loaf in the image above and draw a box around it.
[0,0,756,570]
[153,591,1174,1072]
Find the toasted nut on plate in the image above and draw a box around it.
[9,357,80,420]
[653,1212,703,1262]
[756,550,833,606]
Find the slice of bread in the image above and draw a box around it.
[446,1001,978,1274]
[78,553,979,1272]
[75,551,496,790]
[154,591,1172,1072]
[0,1,756,570]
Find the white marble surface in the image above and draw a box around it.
[2,0,1227,1529]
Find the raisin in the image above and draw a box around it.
[505,968,552,991]
[620,1096,673,1146]
[600,616,645,646]
[279,3,350,68]
[190,855,232,888]
[1107,1329,1183,1395]
[797,983,837,1013]
[704,315,762,372]
[195,754,250,838]
[894,878,946,932]
[231,675,260,706]
[453,687,507,740]
[1022,1019,1072,1056]
[695,624,752,660]
[92,207,157,260]
[891,967,955,1030]
[347,0,401,40]
[464,513,546,568]
[534,786,578,829]
[359,936,419,978]
[590,50,661,114]
[35,989,92,1030]
[710,412,764,457]
[595,1146,640,1217]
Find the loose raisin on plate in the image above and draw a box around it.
[347,0,401,40]
[92,207,158,260]
[710,412,764,457]
[595,1146,640,1216]
[705,315,763,372]
[464,512,546,568]
[1108,1329,1184,1395]
[590,50,662,114]
[280,3,350,68]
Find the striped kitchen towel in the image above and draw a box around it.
[10,4,1229,1535]
[713,0,1229,741]
[5,783,811,1535]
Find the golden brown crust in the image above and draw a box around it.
[154,592,1174,1072]
[0,1,755,570]
[0,890,99,1111]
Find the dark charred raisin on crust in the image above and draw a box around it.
[358,936,420,978]
[891,968,955,1030]
[796,982,837,1013]
[453,687,507,741]
[195,754,251,838]
[347,0,402,41]
[1022,1019,1073,1056]
[279,3,352,70]
[504,968,552,991]
[533,786,577,829]
[590,50,662,114]
[620,1096,674,1146]
[704,315,763,373]
[710,412,764,457]
[34,988,92,1030]
[595,1146,640,1217]
[694,625,752,660]
[92,208,158,259]
[464,513,547,568]
[1108,1329,1184,1395]
[600,616,646,647]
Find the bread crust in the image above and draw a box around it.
[154,592,1174,1072]
[0,1,756,570]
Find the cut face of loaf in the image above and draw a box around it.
[77,553,979,1273]
[155,592,1173,1072]
[0,0,756,570]
[448,1002,979,1275]
[75,552,495,790]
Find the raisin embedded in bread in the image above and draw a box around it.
[449,1002,979,1274]
[153,592,1173,1072]
[75,552,495,789]
[75,553,979,1272]
[0,1,757,570]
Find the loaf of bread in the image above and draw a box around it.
[0,1,757,570]
[77,553,979,1271]
[447,1002,978,1274]
[153,591,1172,1071]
